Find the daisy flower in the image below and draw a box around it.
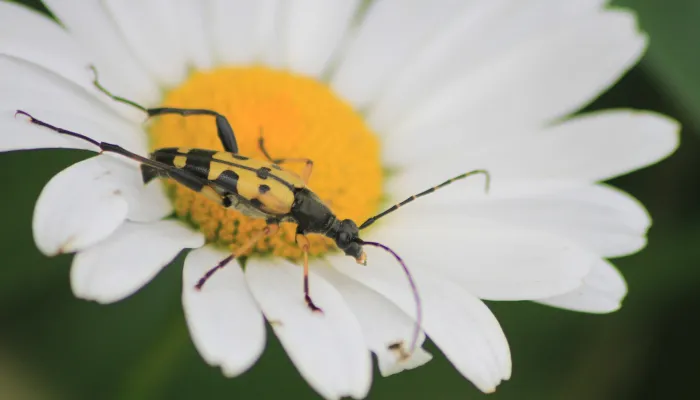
[0,1,679,399]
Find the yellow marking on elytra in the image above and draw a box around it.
[212,152,306,189]
[208,154,300,215]
[235,167,262,201]
[206,159,228,181]
[173,155,187,168]
[258,190,292,214]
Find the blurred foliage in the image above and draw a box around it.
[2,0,700,399]
[616,0,700,129]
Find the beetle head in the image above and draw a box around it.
[334,219,366,264]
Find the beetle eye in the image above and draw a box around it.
[338,231,351,246]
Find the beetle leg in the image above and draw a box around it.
[299,162,314,186]
[258,128,314,185]
[146,107,237,153]
[90,65,238,153]
[295,231,322,313]
[195,223,279,290]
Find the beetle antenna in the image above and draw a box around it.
[356,239,422,359]
[359,169,490,230]
[14,110,206,185]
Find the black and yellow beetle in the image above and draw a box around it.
[16,67,489,357]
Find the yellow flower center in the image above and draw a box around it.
[148,67,383,259]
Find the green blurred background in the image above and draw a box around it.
[2,1,699,399]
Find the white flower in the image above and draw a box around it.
[0,1,679,399]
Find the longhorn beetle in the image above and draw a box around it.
[15,67,490,358]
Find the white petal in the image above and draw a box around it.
[379,346,432,377]
[0,3,143,121]
[0,56,145,150]
[370,215,593,300]
[398,180,652,258]
[1,108,144,154]
[392,10,646,140]
[80,155,171,224]
[71,220,204,304]
[331,254,510,393]
[102,0,189,87]
[256,0,285,68]
[472,110,680,183]
[43,0,160,105]
[393,110,680,188]
[0,3,94,94]
[182,246,265,376]
[369,0,605,133]
[536,259,627,313]
[282,0,361,78]
[32,156,134,256]
[312,263,432,377]
[246,259,371,400]
[331,0,467,109]
[173,0,214,69]
[207,0,281,66]
[126,180,174,223]
[464,184,650,257]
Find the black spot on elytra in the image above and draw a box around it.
[151,148,178,166]
[187,149,217,158]
[222,196,232,207]
[215,170,240,193]
[256,167,271,179]
[184,151,212,177]
[258,184,271,194]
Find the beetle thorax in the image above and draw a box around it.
[291,188,336,234]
